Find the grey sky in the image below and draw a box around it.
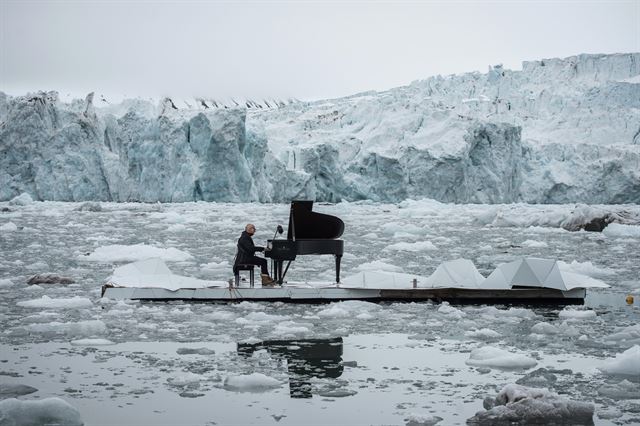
[1,1,639,101]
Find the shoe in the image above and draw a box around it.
[261,274,276,286]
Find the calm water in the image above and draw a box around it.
[1,201,639,425]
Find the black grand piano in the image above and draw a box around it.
[265,200,344,284]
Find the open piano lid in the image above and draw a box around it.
[287,201,345,240]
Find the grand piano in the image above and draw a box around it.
[265,200,344,284]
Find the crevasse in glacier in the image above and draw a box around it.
[1,52,639,203]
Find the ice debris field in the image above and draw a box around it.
[1,199,639,425]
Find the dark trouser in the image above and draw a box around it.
[248,256,269,275]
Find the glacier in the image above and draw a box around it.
[1,52,639,203]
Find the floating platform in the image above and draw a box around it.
[101,283,587,305]
[100,257,607,305]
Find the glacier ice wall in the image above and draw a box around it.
[1,52,639,203]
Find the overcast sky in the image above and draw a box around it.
[1,1,638,101]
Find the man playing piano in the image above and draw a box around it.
[233,224,276,286]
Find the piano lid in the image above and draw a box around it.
[287,200,344,240]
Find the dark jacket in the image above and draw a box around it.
[234,231,264,266]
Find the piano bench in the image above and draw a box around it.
[233,264,255,288]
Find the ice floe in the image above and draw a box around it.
[223,373,281,392]
[558,307,597,320]
[0,222,18,232]
[405,413,443,426]
[70,338,115,346]
[558,260,616,278]
[384,241,437,252]
[599,345,640,376]
[0,397,83,426]
[603,223,640,238]
[28,320,107,337]
[16,296,93,309]
[8,193,33,205]
[465,328,502,340]
[465,346,537,369]
[0,278,15,288]
[81,244,193,262]
[468,384,594,425]
[604,324,640,347]
[598,379,640,400]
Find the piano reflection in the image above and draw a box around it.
[238,337,344,398]
[265,200,344,284]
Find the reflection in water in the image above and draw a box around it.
[238,337,343,398]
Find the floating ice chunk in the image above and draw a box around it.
[356,312,375,320]
[597,407,624,420]
[0,384,38,398]
[380,222,425,235]
[80,243,193,262]
[604,324,640,346]
[530,322,560,335]
[468,384,594,425]
[167,372,204,387]
[405,413,443,426]
[318,300,379,318]
[176,347,215,355]
[167,223,187,232]
[273,321,311,335]
[0,278,15,288]
[599,345,640,376]
[465,328,502,340]
[558,260,616,277]
[9,193,33,205]
[384,241,437,252]
[558,307,597,320]
[223,373,281,392]
[70,338,115,346]
[75,201,102,212]
[28,320,107,337]
[0,397,83,426]
[437,302,465,319]
[598,379,640,400]
[603,223,640,238]
[466,346,537,369]
[17,296,93,309]
[515,367,568,387]
[355,260,402,272]
[0,222,18,232]
[244,312,290,322]
[26,261,49,271]
[525,226,568,234]
[200,260,232,273]
[477,306,537,322]
[521,240,548,248]
[318,304,351,318]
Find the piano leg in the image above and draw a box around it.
[335,254,342,284]
[271,259,278,281]
[277,261,284,285]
